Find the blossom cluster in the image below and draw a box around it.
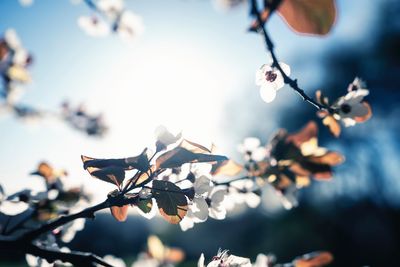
[0,29,34,114]
[0,162,91,267]
[199,248,333,267]
[256,61,372,137]
[77,0,144,41]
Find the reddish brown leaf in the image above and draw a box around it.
[156,147,227,169]
[354,102,372,123]
[322,115,341,137]
[252,0,337,36]
[294,251,334,267]
[278,0,336,35]
[110,205,129,222]
[211,159,243,176]
[287,121,318,147]
[308,151,344,166]
[152,180,188,224]
[179,139,211,154]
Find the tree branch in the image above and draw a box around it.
[26,244,114,267]
[250,0,330,111]
[22,193,140,242]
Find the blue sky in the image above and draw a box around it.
[0,0,379,203]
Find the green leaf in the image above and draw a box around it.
[136,199,153,214]
[151,180,187,224]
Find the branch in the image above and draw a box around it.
[250,0,330,111]
[26,244,114,267]
[22,193,139,242]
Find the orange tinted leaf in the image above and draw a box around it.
[322,115,341,137]
[308,151,344,166]
[156,147,227,169]
[294,251,334,267]
[159,206,187,224]
[110,205,129,222]
[131,165,156,187]
[152,180,188,224]
[180,139,211,154]
[165,248,185,263]
[85,166,125,186]
[81,149,149,172]
[211,159,243,176]
[354,102,372,123]
[288,121,318,147]
[278,0,336,35]
[251,0,336,35]
[148,235,165,260]
[315,90,330,106]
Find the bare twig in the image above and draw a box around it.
[250,0,330,111]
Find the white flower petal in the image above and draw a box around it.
[78,16,110,37]
[198,253,205,267]
[194,175,212,195]
[116,11,144,41]
[209,206,226,220]
[103,255,126,267]
[251,147,267,161]
[279,62,291,76]
[259,86,277,103]
[244,192,261,208]
[226,255,252,267]
[0,201,29,215]
[342,117,356,127]
[191,197,209,222]
[4,29,21,50]
[211,190,226,206]
[180,215,195,231]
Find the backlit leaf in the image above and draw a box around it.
[81,149,149,172]
[85,165,125,186]
[110,205,129,222]
[252,0,337,36]
[179,139,211,154]
[294,251,334,267]
[322,115,341,137]
[152,180,187,224]
[156,147,227,169]
[211,159,244,176]
[136,198,153,214]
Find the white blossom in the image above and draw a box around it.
[61,218,85,243]
[96,0,124,18]
[102,255,126,267]
[223,180,261,210]
[256,62,291,103]
[4,29,22,50]
[237,137,267,161]
[78,16,110,37]
[199,250,252,267]
[180,176,227,231]
[213,0,246,11]
[332,78,371,127]
[115,11,144,41]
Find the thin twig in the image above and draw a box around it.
[250,0,330,111]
